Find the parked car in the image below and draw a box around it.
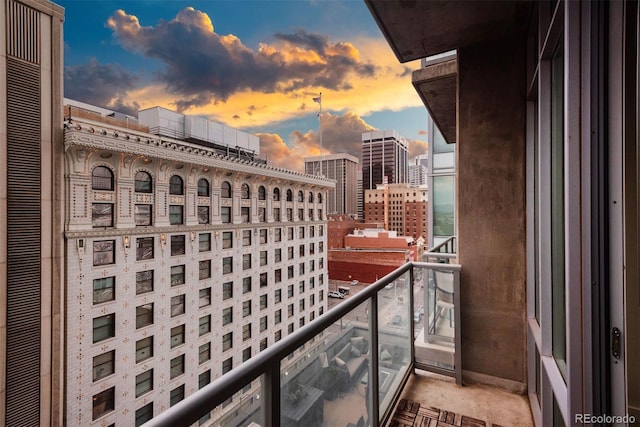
[351,280,359,286]
[390,314,402,325]
[328,291,345,299]
[414,312,423,322]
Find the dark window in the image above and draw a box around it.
[92,166,113,191]
[308,192,314,202]
[93,240,115,266]
[199,288,211,308]
[258,185,266,200]
[169,205,184,225]
[260,251,267,266]
[171,294,185,317]
[260,294,267,310]
[197,178,210,196]
[135,204,152,226]
[93,277,115,304]
[171,265,185,286]
[243,323,251,341]
[241,207,250,223]
[243,347,252,362]
[136,303,153,329]
[260,272,267,286]
[199,233,211,252]
[318,193,322,203]
[222,332,233,351]
[134,171,152,193]
[243,277,252,294]
[170,385,185,407]
[170,324,185,348]
[242,230,251,246]
[136,270,153,294]
[92,203,113,227]
[135,403,153,427]
[286,189,293,202]
[199,260,211,279]
[273,187,280,201]
[92,387,115,420]
[136,336,153,363]
[93,350,115,381]
[135,369,153,397]
[199,315,211,336]
[223,307,233,325]
[136,237,154,260]
[169,175,184,195]
[221,181,232,198]
[198,206,210,224]
[297,190,304,202]
[259,229,267,244]
[223,257,233,274]
[243,300,251,317]
[241,183,250,199]
[223,282,233,300]
[199,343,211,364]
[260,316,267,332]
[93,314,115,343]
[171,235,186,256]
[275,290,282,304]
[243,253,251,270]
[222,231,233,249]
[221,206,231,223]
[170,354,185,379]
[222,357,233,374]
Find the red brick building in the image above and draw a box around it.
[364,183,428,241]
[327,214,382,249]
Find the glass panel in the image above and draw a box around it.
[432,175,455,238]
[280,300,372,427]
[377,271,411,420]
[551,40,566,380]
[208,378,263,427]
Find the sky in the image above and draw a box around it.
[58,0,429,171]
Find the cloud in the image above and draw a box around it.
[106,7,378,110]
[64,58,140,116]
[407,138,429,159]
[259,111,378,170]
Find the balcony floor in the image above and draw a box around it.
[389,370,533,427]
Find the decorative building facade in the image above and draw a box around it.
[364,183,428,241]
[304,153,359,216]
[63,103,333,426]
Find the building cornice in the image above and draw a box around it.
[64,120,335,189]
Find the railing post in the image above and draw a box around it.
[370,293,380,425]
[409,264,416,369]
[261,361,281,426]
[453,269,462,385]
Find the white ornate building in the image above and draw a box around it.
[63,102,333,426]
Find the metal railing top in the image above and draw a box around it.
[145,260,461,427]
[427,236,456,254]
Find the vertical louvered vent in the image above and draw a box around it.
[6,56,41,427]
[6,0,40,64]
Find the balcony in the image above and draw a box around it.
[146,241,531,427]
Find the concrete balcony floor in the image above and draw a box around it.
[389,370,533,427]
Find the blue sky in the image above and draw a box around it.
[58,0,428,170]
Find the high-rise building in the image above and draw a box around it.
[304,153,359,216]
[1,1,65,425]
[364,183,428,240]
[361,130,408,191]
[409,162,428,187]
[356,169,363,220]
[63,102,333,426]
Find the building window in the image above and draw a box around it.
[199,370,211,389]
[242,347,252,362]
[241,207,250,223]
[298,208,304,220]
[243,300,251,317]
[288,303,294,317]
[308,209,313,220]
[310,294,315,306]
[135,369,153,397]
[170,324,185,348]
[309,243,315,255]
[319,306,324,315]
[275,330,282,342]
[223,332,233,351]
[136,303,153,329]
[171,265,185,286]
[260,316,268,332]
[273,187,280,201]
[171,294,185,317]
[199,288,211,308]
[170,354,185,379]
[171,235,185,256]
[222,357,233,374]
[219,282,232,301]
[258,185,266,200]
[299,263,305,275]
[310,311,315,321]
[319,225,324,236]
[221,181,232,198]
[274,207,281,222]
[199,343,211,364]
[274,269,282,284]
[136,336,153,363]
[169,205,184,225]
[275,289,282,303]
[275,228,282,242]
[223,307,233,326]
[287,227,294,240]
[93,350,115,381]
[169,175,184,195]
[199,315,211,336]
[299,281,305,293]
[275,309,282,324]
[136,237,154,261]
[198,206,210,224]
[135,204,152,226]
[319,290,324,301]
[259,229,267,244]
[241,183,250,199]
[275,248,282,263]
[92,387,115,420]
[92,166,114,190]
[198,178,210,196]
[93,240,115,266]
[243,324,251,341]
[288,284,294,298]
[242,230,251,246]
[286,189,293,202]
[288,247,294,260]
[243,276,252,294]
[93,314,115,343]
[199,233,211,252]
[259,207,266,222]
[199,260,211,279]
[299,299,305,312]
[260,338,268,351]
[299,245,305,257]
[135,171,152,193]
[170,385,185,407]
[93,276,115,304]
[221,206,231,223]
[243,253,251,270]
[92,203,113,227]
[310,277,314,289]
[299,317,305,328]
[260,294,268,310]
[260,251,268,267]
[222,231,233,249]
[319,241,324,252]
[288,323,294,334]
[310,260,315,272]
[223,257,233,274]
[260,272,268,288]
[288,266,294,279]
[136,270,154,295]
[287,208,293,221]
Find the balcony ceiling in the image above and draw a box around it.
[366,0,530,143]
[365,0,531,63]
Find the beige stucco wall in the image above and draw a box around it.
[457,37,527,388]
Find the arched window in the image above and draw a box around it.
[221,181,232,198]
[286,189,293,202]
[308,192,314,203]
[134,171,152,193]
[169,175,184,195]
[241,184,250,199]
[92,166,114,190]
[273,188,280,201]
[198,179,210,197]
[318,193,323,203]
[258,186,266,200]
[297,191,304,202]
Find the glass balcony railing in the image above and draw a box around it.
[145,260,461,427]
